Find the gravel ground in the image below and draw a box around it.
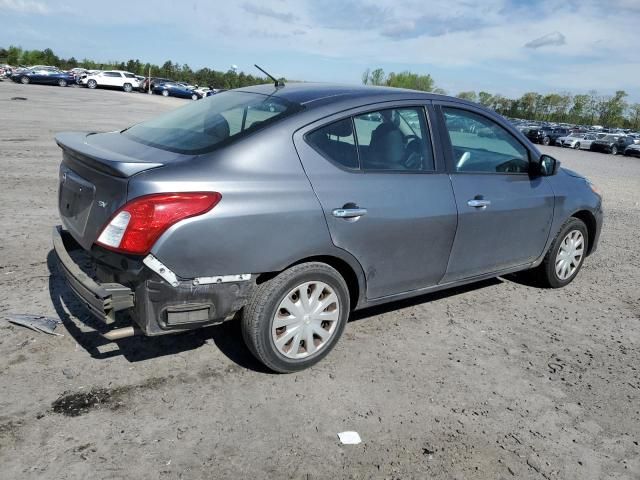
[0,81,638,480]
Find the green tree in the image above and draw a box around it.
[478,91,493,107]
[456,91,477,102]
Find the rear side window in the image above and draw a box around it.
[306,107,435,172]
[103,72,121,77]
[123,73,136,78]
[443,107,529,174]
[306,118,358,169]
[354,107,434,171]
[123,91,302,154]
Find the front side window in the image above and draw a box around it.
[103,72,121,77]
[123,73,136,78]
[443,107,529,174]
[123,91,302,154]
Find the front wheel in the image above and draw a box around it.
[58,78,67,87]
[574,142,580,149]
[161,89,169,97]
[87,79,97,89]
[191,93,198,100]
[543,136,551,146]
[20,76,30,84]
[123,83,132,92]
[241,262,350,373]
[533,218,588,288]
[611,145,618,155]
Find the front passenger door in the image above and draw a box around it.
[438,105,555,282]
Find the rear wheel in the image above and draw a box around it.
[241,262,350,373]
[574,142,580,149]
[161,89,169,97]
[191,93,198,100]
[20,76,29,84]
[87,79,97,89]
[123,83,132,93]
[533,218,588,288]
[611,145,618,155]
[58,78,67,87]
[543,136,551,146]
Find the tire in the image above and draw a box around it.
[58,78,67,87]
[241,262,350,373]
[20,76,29,85]
[574,142,580,149]
[533,217,588,288]
[161,89,169,97]
[543,136,551,146]
[87,79,97,89]
[123,83,132,93]
[191,93,198,100]
[611,145,618,155]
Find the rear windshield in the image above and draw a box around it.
[123,91,302,154]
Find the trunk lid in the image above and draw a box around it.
[56,131,177,250]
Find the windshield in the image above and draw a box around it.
[602,135,617,141]
[123,91,302,154]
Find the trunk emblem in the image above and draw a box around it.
[97,200,108,208]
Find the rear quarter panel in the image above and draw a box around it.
[128,124,349,279]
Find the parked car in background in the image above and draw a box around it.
[590,135,635,155]
[525,127,569,146]
[139,77,174,92]
[152,81,201,100]
[561,133,597,150]
[10,67,75,87]
[80,70,140,92]
[53,84,602,372]
[623,144,640,158]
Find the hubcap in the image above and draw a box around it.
[555,230,585,280]
[272,281,340,359]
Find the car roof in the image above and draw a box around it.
[235,82,454,109]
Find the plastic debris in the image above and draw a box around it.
[6,314,63,336]
[338,431,362,445]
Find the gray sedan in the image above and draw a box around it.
[53,83,603,372]
[561,133,597,150]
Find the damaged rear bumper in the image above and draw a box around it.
[52,226,254,336]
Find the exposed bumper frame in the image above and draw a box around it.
[52,226,134,323]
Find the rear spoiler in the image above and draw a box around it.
[55,131,163,178]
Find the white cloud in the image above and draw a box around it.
[0,0,49,14]
[525,31,566,49]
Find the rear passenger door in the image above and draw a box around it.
[294,103,458,300]
[436,103,555,282]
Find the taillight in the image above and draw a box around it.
[96,192,221,255]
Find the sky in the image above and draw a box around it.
[1,0,639,101]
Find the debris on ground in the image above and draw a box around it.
[5,314,63,336]
[338,431,362,445]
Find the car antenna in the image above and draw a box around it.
[254,64,285,88]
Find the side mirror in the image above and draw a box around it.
[537,154,560,176]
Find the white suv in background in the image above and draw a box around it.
[80,70,140,92]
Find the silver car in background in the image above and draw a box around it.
[53,83,603,372]
[562,133,597,149]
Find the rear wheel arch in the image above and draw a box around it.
[571,210,597,256]
[256,254,365,310]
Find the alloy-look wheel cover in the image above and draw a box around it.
[555,230,585,280]
[272,281,340,360]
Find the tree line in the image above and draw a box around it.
[0,45,272,90]
[1,46,637,129]
[362,67,639,130]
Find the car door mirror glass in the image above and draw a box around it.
[539,154,559,176]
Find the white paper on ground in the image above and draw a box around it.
[338,431,362,445]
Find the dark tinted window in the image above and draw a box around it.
[306,118,358,169]
[354,107,434,171]
[123,91,302,154]
[123,73,136,78]
[443,108,529,174]
[103,72,121,77]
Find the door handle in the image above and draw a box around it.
[332,207,368,218]
[467,199,491,208]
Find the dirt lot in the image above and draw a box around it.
[0,81,638,480]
